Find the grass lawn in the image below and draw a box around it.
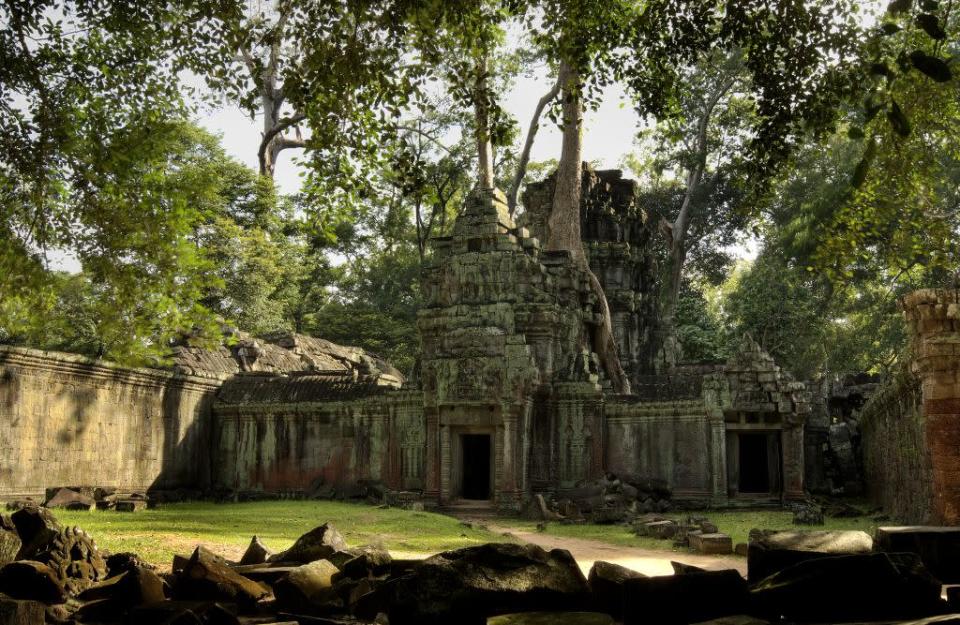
[508,508,881,554]
[56,501,508,569]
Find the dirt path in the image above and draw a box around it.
[486,523,747,578]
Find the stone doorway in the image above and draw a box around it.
[726,429,783,498]
[461,434,492,500]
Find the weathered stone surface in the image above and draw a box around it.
[273,559,340,611]
[0,347,220,501]
[689,533,733,555]
[0,594,46,625]
[587,561,645,620]
[126,600,240,625]
[876,526,960,583]
[44,488,96,511]
[487,613,614,625]
[0,561,66,603]
[105,552,155,578]
[239,535,274,566]
[689,617,769,625]
[386,543,590,625]
[622,570,750,625]
[269,524,348,564]
[671,561,706,575]
[338,547,391,580]
[32,526,107,595]
[640,520,677,539]
[750,552,947,622]
[115,498,148,512]
[0,532,19,567]
[747,529,873,583]
[176,546,269,606]
[10,506,60,560]
[77,565,166,607]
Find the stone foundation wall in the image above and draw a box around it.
[0,346,221,498]
[604,399,717,500]
[211,390,424,494]
[859,368,931,523]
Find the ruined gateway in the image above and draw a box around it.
[0,170,811,512]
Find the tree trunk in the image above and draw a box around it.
[507,76,561,215]
[548,60,630,394]
[474,55,495,189]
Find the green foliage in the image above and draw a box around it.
[1,122,330,365]
[722,248,919,379]
[674,281,729,363]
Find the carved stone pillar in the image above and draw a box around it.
[902,289,960,523]
[423,409,440,505]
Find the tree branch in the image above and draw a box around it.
[258,112,307,175]
[507,75,562,215]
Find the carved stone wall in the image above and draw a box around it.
[211,383,424,494]
[860,288,960,524]
[418,189,599,511]
[0,346,221,498]
[860,369,931,522]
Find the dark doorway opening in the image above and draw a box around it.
[461,434,491,500]
[738,433,771,493]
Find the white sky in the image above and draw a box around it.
[197,72,643,196]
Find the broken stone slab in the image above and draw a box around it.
[747,529,873,583]
[622,570,750,625]
[77,565,166,607]
[115,499,148,512]
[734,542,748,557]
[587,561,646,620]
[272,559,340,612]
[268,524,348,564]
[689,533,733,555]
[671,561,706,575]
[0,593,46,625]
[0,531,20,567]
[105,552,155,578]
[126,600,240,625]
[876,526,960,583]
[750,552,947,622]
[0,561,67,603]
[337,547,391,581]
[640,520,677,539]
[689,617,769,625]
[44,488,96,511]
[487,613,614,625]
[230,564,299,586]
[386,543,590,625]
[239,535,274,566]
[10,506,60,560]
[176,546,269,607]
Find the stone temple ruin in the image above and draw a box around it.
[0,169,814,515]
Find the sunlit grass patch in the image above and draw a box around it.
[57,500,509,568]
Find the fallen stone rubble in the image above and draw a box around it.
[0,508,958,625]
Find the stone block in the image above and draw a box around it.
[115,499,147,512]
[487,613,613,625]
[689,533,733,555]
[587,561,645,620]
[622,570,749,625]
[876,526,960,583]
[0,595,45,625]
[747,529,873,583]
[641,520,677,539]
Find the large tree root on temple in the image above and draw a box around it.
[587,270,631,395]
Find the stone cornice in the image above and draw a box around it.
[0,345,224,392]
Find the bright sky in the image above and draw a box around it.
[197,73,643,196]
